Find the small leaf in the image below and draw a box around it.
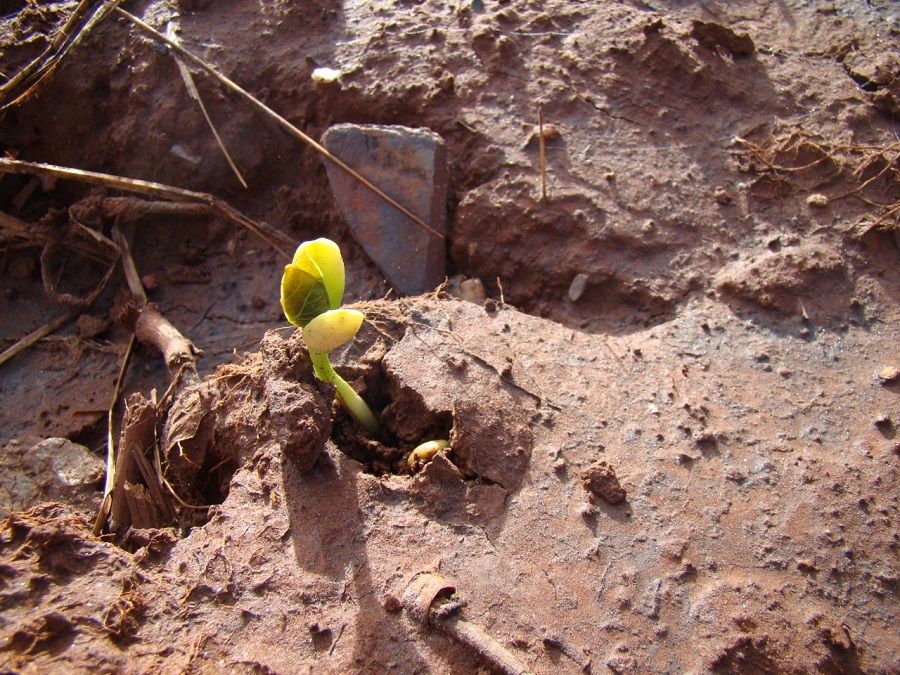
[281,239,347,327]
[281,262,330,327]
[295,238,345,309]
[302,309,364,354]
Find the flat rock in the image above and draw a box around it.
[322,124,447,295]
[0,437,105,519]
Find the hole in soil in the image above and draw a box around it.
[330,404,454,478]
[195,455,240,507]
[326,332,454,477]
[66,415,107,454]
[319,316,534,494]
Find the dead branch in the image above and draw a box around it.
[127,304,202,382]
[94,225,203,534]
[39,242,118,308]
[0,209,109,261]
[99,196,213,222]
[404,573,533,675]
[112,225,201,385]
[110,392,173,530]
[0,210,48,244]
[0,207,116,370]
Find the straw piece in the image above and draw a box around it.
[114,8,443,240]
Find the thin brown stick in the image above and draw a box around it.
[404,573,532,675]
[113,224,201,384]
[538,106,547,202]
[160,474,212,511]
[114,8,443,240]
[0,311,78,368]
[40,241,118,307]
[112,224,147,304]
[867,202,900,231]
[0,0,122,110]
[172,48,248,189]
[100,196,213,222]
[438,614,532,675]
[93,334,136,536]
[0,242,117,367]
[0,210,40,239]
[834,145,900,201]
[1,209,107,260]
[0,157,295,259]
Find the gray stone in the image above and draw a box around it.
[322,124,447,295]
[0,437,105,518]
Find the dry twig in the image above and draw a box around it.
[0,0,122,109]
[538,106,547,202]
[404,573,533,675]
[0,157,295,258]
[93,334,136,536]
[733,130,900,230]
[114,8,443,240]
[112,224,201,384]
[0,241,118,368]
[0,311,79,368]
[169,22,248,189]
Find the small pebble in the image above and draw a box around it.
[459,278,487,303]
[874,415,894,433]
[568,273,589,302]
[797,559,816,573]
[807,193,828,208]
[141,273,160,291]
[312,67,341,84]
[540,123,561,141]
[582,460,626,505]
[877,365,899,383]
[714,186,732,204]
[382,594,402,612]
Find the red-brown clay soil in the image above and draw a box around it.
[1,1,899,673]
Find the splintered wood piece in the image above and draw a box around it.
[403,572,533,675]
[111,394,157,529]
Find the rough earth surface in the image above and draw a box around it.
[1,1,899,673]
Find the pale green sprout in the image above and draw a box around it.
[408,439,450,471]
[281,238,380,435]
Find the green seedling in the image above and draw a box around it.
[281,238,380,435]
